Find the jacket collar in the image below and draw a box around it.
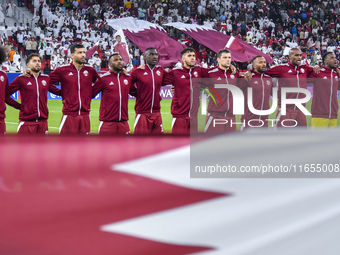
[72,63,84,71]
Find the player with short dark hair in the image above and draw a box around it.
[309,52,340,128]
[130,47,167,134]
[203,49,240,133]
[322,52,334,64]
[8,53,61,134]
[92,53,134,134]
[180,47,195,58]
[163,47,209,134]
[70,44,85,54]
[0,46,21,134]
[216,49,230,59]
[49,44,100,134]
[238,56,274,130]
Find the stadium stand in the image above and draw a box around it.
[1,0,340,70]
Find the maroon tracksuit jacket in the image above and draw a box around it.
[265,62,313,108]
[238,71,273,124]
[8,73,61,121]
[49,64,99,116]
[92,71,133,122]
[0,70,21,120]
[309,67,340,119]
[130,65,167,114]
[163,65,208,118]
[204,67,240,115]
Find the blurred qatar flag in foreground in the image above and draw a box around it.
[1,131,340,255]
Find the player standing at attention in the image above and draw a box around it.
[203,49,240,133]
[0,46,21,134]
[238,56,273,130]
[163,47,207,134]
[23,44,100,134]
[52,44,100,134]
[8,53,61,134]
[130,47,167,134]
[92,53,133,135]
[309,52,340,128]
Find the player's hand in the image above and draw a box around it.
[23,69,32,77]
[137,65,145,69]
[122,68,128,75]
[313,65,320,74]
[244,70,252,81]
[171,85,174,94]
[230,65,236,74]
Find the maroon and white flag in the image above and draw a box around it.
[166,22,273,63]
[107,17,185,68]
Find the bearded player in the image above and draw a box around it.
[8,53,61,134]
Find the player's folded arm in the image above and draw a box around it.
[92,79,104,98]
[48,80,62,96]
[162,69,174,86]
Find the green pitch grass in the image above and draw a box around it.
[5,99,173,134]
[4,99,340,133]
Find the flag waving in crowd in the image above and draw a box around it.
[113,29,131,71]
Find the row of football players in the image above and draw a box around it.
[0,44,339,135]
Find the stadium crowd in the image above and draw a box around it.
[1,0,340,70]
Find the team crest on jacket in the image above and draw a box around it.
[336,76,339,81]
[83,70,88,76]
[230,74,235,79]
[124,79,128,85]
[42,80,47,86]
[0,76,3,82]
[266,80,270,85]
[194,71,198,77]
[300,68,305,73]
[156,70,161,76]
